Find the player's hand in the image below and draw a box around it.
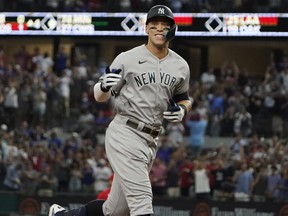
[163,99,185,122]
[100,67,122,92]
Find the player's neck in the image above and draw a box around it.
[146,43,169,60]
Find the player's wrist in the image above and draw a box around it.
[179,104,188,116]
[94,83,111,102]
[100,82,110,92]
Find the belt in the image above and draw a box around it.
[126,119,161,138]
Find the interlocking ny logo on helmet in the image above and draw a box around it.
[158,8,165,14]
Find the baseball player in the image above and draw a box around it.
[49,4,192,216]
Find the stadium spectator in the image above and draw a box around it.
[230,132,247,161]
[96,173,114,200]
[29,124,48,144]
[266,165,281,201]
[46,0,59,12]
[194,159,211,200]
[156,137,175,165]
[94,110,111,134]
[201,67,216,89]
[31,48,46,77]
[41,52,54,77]
[92,158,112,194]
[233,162,254,201]
[166,158,181,198]
[210,159,227,199]
[3,78,19,129]
[37,163,58,197]
[52,151,71,192]
[0,46,5,67]
[221,60,240,84]
[63,133,81,155]
[150,156,168,197]
[220,105,236,137]
[3,161,23,191]
[208,87,224,136]
[233,105,253,138]
[32,85,47,126]
[68,162,83,193]
[278,166,288,202]
[48,130,63,151]
[45,73,62,128]
[186,111,208,158]
[13,45,30,71]
[54,46,69,77]
[29,144,45,173]
[178,157,194,197]
[18,77,33,123]
[29,47,41,73]
[119,0,131,12]
[57,70,72,119]
[169,0,182,12]
[165,121,185,147]
[252,165,268,202]
[81,160,95,193]
[0,85,4,122]
[21,160,40,195]
[75,106,95,136]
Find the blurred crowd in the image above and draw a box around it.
[0,43,288,202]
[1,0,288,13]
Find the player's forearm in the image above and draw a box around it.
[93,82,111,102]
[177,99,192,115]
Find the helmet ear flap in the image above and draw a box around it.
[165,24,177,41]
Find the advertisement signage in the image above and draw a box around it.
[0,12,288,37]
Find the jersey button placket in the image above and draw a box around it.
[155,61,162,122]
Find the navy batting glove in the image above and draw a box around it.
[105,66,122,74]
[168,99,180,112]
[100,67,122,92]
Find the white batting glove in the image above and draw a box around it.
[100,67,122,92]
[163,99,185,122]
[163,106,185,122]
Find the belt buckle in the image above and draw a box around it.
[150,128,160,138]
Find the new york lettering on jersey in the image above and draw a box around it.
[133,71,177,88]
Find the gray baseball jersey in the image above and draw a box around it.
[110,44,190,127]
[100,44,190,216]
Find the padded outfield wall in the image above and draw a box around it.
[0,191,287,216]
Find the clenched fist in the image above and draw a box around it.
[163,99,185,122]
[100,67,122,92]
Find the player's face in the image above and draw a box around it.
[146,17,171,47]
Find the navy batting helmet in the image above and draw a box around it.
[146,5,175,25]
[146,5,177,41]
